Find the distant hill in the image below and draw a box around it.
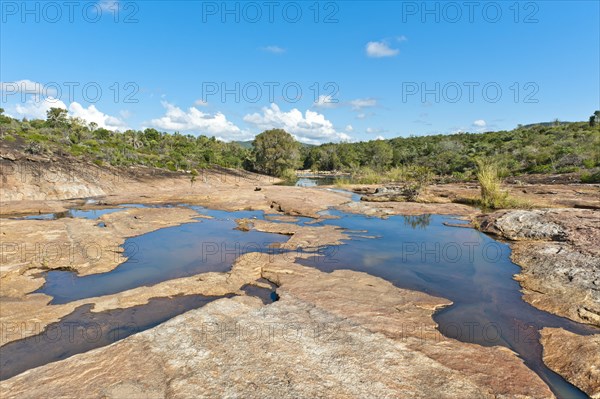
[519,121,575,128]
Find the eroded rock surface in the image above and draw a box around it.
[478,208,600,327]
[0,261,554,399]
[0,216,347,346]
[541,328,600,398]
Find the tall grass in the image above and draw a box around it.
[475,159,510,209]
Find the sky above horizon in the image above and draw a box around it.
[1,0,599,144]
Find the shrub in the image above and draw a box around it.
[278,168,297,182]
[581,170,600,183]
[475,159,509,209]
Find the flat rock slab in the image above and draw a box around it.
[1,263,554,398]
[541,328,600,399]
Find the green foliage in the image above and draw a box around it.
[252,129,301,177]
[46,107,68,127]
[476,159,509,209]
[279,168,297,182]
[0,112,597,183]
[304,122,599,178]
[581,170,600,183]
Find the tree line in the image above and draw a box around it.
[0,108,598,183]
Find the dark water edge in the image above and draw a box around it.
[0,294,233,381]
[35,208,288,304]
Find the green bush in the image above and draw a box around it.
[278,168,297,181]
[475,159,510,209]
[581,170,600,183]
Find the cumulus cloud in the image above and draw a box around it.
[149,101,251,141]
[1,80,56,97]
[374,135,385,140]
[194,99,209,107]
[68,102,129,131]
[13,96,67,120]
[472,119,486,127]
[366,41,399,58]
[243,103,351,144]
[261,45,286,54]
[11,95,128,130]
[345,124,353,132]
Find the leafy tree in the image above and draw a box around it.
[46,107,68,127]
[252,129,301,176]
[366,140,393,171]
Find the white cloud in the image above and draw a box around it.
[366,41,399,58]
[345,124,353,132]
[397,35,408,42]
[472,119,486,127]
[350,98,377,110]
[98,0,119,12]
[194,99,209,107]
[68,102,129,131]
[14,96,67,120]
[1,80,56,97]
[149,101,251,141]
[374,135,385,140]
[243,103,351,145]
[367,127,387,134]
[313,95,338,109]
[11,95,128,131]
[261,45,286,54]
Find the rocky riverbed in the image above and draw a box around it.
[1,153,599,397]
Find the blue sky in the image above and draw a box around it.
[1,0,599,143]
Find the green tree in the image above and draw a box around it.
[46,107,68,127]
[252,129,301,176]
[366,140,393,171]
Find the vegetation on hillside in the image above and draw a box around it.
[0,108,598,183]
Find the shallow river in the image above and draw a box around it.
[2,198,598,398]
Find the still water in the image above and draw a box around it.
[3,203,598,397]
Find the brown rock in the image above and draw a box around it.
[541,328,600,398]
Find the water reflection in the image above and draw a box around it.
[402,214,431,229]
[301,211,597,399]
